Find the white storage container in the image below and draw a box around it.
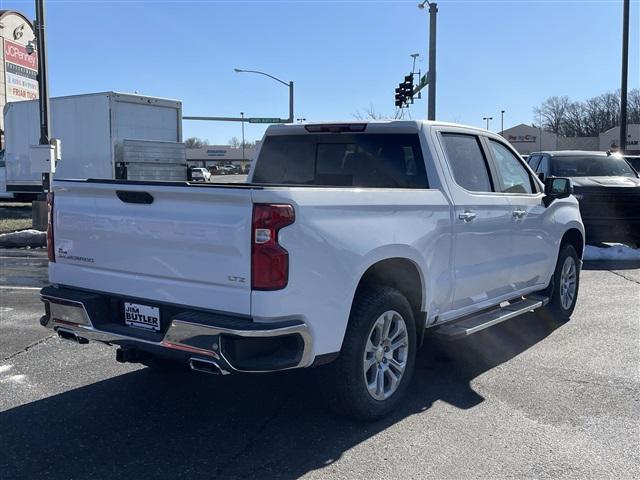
[4,92,185,193]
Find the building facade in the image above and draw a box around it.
[600,124,640,152]
[186,144,259,168]
[502,123,639,155]
[0,10,37,142]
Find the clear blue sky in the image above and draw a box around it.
[3,0,639,144]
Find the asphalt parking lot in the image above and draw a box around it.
[0,249,638,480]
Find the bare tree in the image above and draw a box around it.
[627,89,640,124]
[228,137,256,148]
[184,137,208,149]
[533,96,570,134]
[534,89,639,137]
[353,104,396,120]
[563,101,587,137]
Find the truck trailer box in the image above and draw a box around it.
[4,92,185,193]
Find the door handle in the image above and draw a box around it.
[512,208,527,218]
[458,210,477,222]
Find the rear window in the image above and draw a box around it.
[252,134,428,188]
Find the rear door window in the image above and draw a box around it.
[488,140,534,194]
[252,134,428,188]
[440,133,493,192]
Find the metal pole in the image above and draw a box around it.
[34,0,50,145]
[241,111,245,170]
[500,110,505,136]
[288,81,294,123]
[619,0,630,153]
[427,2,437,120]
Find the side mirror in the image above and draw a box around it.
[543,177,573,206]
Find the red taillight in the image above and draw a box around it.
[47,192,55,262]
[251,204,294,290]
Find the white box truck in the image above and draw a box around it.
[4,92,186,197]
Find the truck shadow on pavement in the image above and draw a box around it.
[0,313,562,480]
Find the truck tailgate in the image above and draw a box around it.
[49,181,253,315]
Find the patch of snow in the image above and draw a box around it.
[0,229,46,248]
[584,243,640,261]
[0,365,12,374]
[0,374,26,384]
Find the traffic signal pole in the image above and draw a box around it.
[397,2,437,118]
[427,2,437,121]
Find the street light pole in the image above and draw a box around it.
[240,111,245,171]
[234,68,294,123]
[500,110,505,136]
[483,116,493,130]
[619,0,630,153]
[34,0,51,145]
[418,1,438,120]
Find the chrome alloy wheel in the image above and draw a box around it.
[363,310,409,401]
[559,256,577,310]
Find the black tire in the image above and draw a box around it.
[537,243,581,322]
[318,286,417,421]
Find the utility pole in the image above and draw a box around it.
[619,0,630,153]
[483,116,493,130]
[34,0,50,146]
[418,1,438,120]
[500,110,505,136]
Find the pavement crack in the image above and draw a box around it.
[2,334,55,361]
[607,270,640,285]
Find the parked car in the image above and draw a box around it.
[219,164,240,175]
[41,121,583,420]
[189,167,212,182]
[527,150,640,247]
[624,155,640,173]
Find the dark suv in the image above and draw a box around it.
[528,151,640,247]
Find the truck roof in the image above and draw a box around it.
[265,120,491,136]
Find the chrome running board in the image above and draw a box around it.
[435,295,549,340]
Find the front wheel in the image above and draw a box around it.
[319,286,417,421]
[537,243,581,322]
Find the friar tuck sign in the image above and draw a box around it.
[3,39,39,102]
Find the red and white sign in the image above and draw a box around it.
[3,39,39,103]
[3,39,38,70]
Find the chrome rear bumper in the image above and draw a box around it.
[41,287,313,373]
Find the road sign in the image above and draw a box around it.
[248,118,284,124]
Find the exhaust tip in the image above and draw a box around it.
[56,328,88,344]
[189,357,227,375]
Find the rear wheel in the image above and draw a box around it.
[537,243,580,322]
[319,286,417,421]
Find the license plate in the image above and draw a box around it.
[124,302,161,332]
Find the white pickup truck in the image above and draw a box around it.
[40,121,584,420]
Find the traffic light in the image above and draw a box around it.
[402,75,414,104]
[394,74,415,108]
[395,87,404,107]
